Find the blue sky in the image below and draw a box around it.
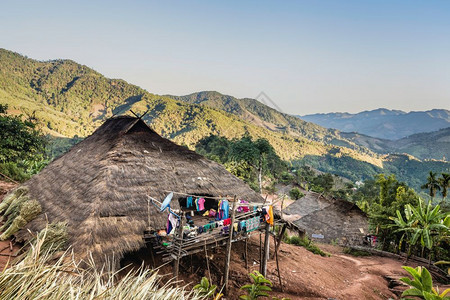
[1,0,449,114]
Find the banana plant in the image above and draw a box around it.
[408,199,448,253]
[193,277,220,299]
[400,266,449,299]
[240,271,273,300]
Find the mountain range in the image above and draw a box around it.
[1,48,449,190]
[299,109,450,140]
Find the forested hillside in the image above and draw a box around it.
[1,48,449,190]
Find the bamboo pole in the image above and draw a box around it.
[261,222,270,277]
[223,196,237,295]
[273,233,283,291]
[173,212,185,282]
[245,238,248,270]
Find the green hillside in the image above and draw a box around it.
[1,48,448,189]
[0,49,376,164]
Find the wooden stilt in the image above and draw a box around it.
[259,232,262,273]
[205,242,212,284]
[273,232,283,291]
[245,238,248,270]
[272,223,287,259]
[173,212,185,282]
[223,196,237,295]
[261,222,270,277]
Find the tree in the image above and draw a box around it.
[438,173,450,199]
[421,171,441,198]
[390,198,449,259]
[0,104,46,163]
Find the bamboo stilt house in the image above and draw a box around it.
[10,116,264,269]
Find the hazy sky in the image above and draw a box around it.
[1,0,449,114]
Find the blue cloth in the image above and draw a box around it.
[187,196,193,208]
[221,200,229,219]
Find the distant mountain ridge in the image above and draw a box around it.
[299,108,450,140]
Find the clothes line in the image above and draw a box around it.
[162,190,235,200]
[162,190,270,207]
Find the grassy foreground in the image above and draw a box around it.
[0,236,201,300]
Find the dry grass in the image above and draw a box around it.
[0,232,202,300]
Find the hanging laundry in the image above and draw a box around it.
[198,198,206,211]
[267,205,274,225]
[233,223,238,232]
[167,213,178,234]
[237,199,249,213]
[223,218,231,226]
[221,200,229,219]
[187,196,193,208]
[208,209,216,217]
[245,216,260,232]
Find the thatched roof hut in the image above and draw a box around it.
[14,116,263,268]
[283,191,368,245]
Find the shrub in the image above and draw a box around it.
[285,236,330,257]
[289,187,304,200]
[343,247,372,257]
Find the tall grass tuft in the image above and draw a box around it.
[0,232,202,300]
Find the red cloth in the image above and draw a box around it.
[223,218,231,226]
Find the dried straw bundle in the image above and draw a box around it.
[0,200,42,240]
[0,186,28,214]
[0,195,30,231]
[0,216,27,240]
[37,222,68,253]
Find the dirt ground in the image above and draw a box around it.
[161,235,415,300]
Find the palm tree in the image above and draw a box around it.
[421,171,441,198]
[438,173,450,199]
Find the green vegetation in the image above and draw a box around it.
[400,266,450,299]
[195,135,287,192]
[284,235,330,257]
[389,199,449,260]
[289,187,304,200]
[0,104,48,181]
[3,49,449,191]
[342,247,372,257]
[239,271,273,300]
[193,277,222,299]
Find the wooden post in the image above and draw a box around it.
[245,238,248,270]
[273,233,283,291]
[205,242,212,284]
[173,212,185,282]
[261,222,270,277]
[272,223,287,259]
[259,232,262,273]
[223,196,237,295]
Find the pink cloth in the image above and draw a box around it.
[198,198,205,211]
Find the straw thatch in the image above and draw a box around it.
[13,116,263,268]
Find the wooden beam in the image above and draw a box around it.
[223,196,237,295]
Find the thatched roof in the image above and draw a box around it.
[15,116,263,268]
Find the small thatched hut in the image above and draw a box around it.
[13,116,263,268]
[283,191,368,245]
